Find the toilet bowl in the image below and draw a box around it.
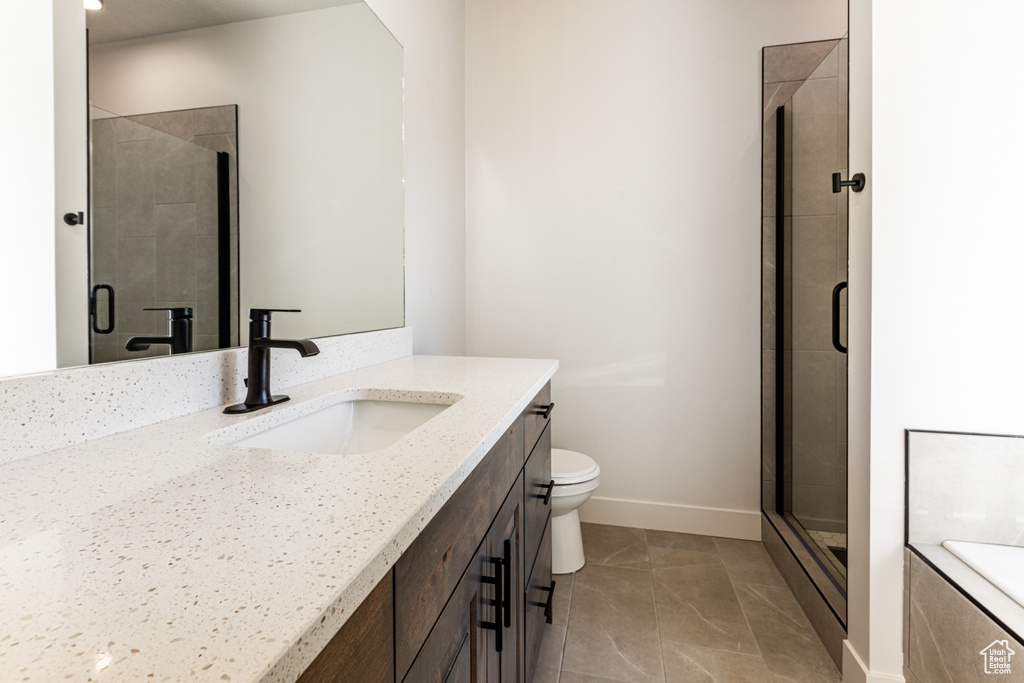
[550,448,600,574]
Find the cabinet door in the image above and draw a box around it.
[523,423,552,578]
[523,382,552,456]
[485,475,524,683]
[524,523,553,683]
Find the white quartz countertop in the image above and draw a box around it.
[0,355,558,682]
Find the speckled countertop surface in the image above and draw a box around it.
[0,355,557,683]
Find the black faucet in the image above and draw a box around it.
[125,307,194,355]
[224,308,320,414]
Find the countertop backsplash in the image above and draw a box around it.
[0,327,412,465]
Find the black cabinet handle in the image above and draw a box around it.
[541,580,557,624]
[482,552,504,653]
[533,402,555,419]
[542,480,555,506]
[502,539,511,629]
[832,282,848,354]
[90,284,115,334]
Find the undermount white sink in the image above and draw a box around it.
[227,399,452,455]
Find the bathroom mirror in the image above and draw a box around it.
[22,0,404,377]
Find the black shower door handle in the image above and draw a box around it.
[90,284,115,334]
[832,282,847,354]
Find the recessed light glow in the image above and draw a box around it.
[84,0,103,10]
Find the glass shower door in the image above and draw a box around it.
[776,38,849,589]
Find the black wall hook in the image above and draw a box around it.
[63,211,85,226]
[832,172,866,193]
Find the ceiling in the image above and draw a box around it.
[86,0,364,45]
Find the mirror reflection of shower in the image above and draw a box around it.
[87,105,239,364]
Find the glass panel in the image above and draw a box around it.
[88,105,240,364]
[778,38,849,590]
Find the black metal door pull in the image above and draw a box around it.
[832,282,848,354]
[832,172,865,193]
[90,284,115,334]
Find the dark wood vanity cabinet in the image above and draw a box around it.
[299,382,553,683]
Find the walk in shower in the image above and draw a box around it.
[761,36,849,663]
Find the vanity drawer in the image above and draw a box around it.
[524,523,553,683]
[523,423,552,578]
[523,382,552,456]
[394,417,525,679]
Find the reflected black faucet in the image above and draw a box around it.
[224,309,320,414]
[125,307,193,355]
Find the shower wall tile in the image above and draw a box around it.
[154,136,197,205]
[116,140,155,211]
[90,341,119,364]
[791,113,838,216]
[763,40,840,84]
[763,349,776,481]
[129,109,195,141]
[92,119,117,209]
[837,352,848,440]
[116,201,155,238]
[792,77,837,116]
[154,204,198,303]
[194,105,236,136]
[762,217,776,350]
[116,237,155,303]
[91,207,118,285]
[791,350,837,486]
[118,301,162,337]
[807,46,839,80]
[792,484,837,530]
[763,81,803,118]
[196,234,220,338]
[837,443,847,530]
[195,335,220,352]
[113,117,155,143]
[838,39,849,169]
[792,215,837,352]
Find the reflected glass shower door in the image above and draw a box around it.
[776,38,849,589]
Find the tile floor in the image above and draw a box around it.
[532,523,842,683]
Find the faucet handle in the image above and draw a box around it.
[249,308,301,321]
[144,307,193,319]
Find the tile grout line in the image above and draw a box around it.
[713,536,778,683]
[642,528,670,683]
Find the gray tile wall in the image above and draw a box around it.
[761,39,848,534]
[90,105,239,363]
[906,552,1024,682]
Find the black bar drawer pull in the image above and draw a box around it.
[482,552,504,653]
[502,539,511,628]
[534,402,554,419]
[832,282,848,354]
[541,580,557,624]
[542,480,555,506]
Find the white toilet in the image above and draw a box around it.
[550,448,601,574]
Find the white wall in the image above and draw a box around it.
[0,3,57,376]
[366,0,467,355]
[846,2,1024,680]
[466,0,847,538]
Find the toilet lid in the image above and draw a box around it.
[551,448,600,485]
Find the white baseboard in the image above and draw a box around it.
[843,640,906,683]
[578,496,761,540]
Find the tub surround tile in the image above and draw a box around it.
[0,352,558,682]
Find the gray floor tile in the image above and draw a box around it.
[733,583,841,682]
[647,531,721,569]
[581,523,650,569]
[563,564,664,682]
[661,640,772,683]
[551,571,574,626]
[534,623,566,683]
[714,537,787,587]
[652,563,759,655]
